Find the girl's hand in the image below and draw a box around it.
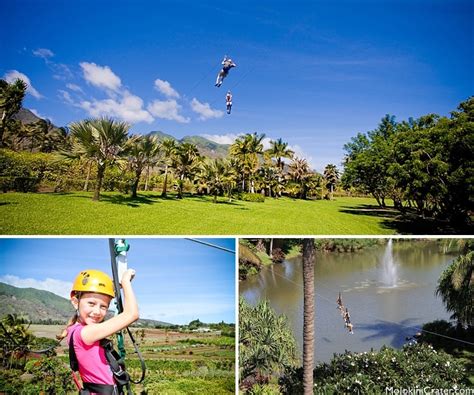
[121,268,135,284]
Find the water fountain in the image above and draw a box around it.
[380,239,398,287]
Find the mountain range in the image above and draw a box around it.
[13,108,230,159]
[0,282,172,327]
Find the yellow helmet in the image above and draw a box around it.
[71,269,115,298]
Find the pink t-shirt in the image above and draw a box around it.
[67,323,115,385]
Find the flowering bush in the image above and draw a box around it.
[279,343,469,394]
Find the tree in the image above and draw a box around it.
[287,157,312,199]
[302,239,315,394]
[0,79,27,146]
[159,137,178,197]
[64,117,130,201]
[267,138,294,171]
[230,133,265,193]
[436,247,473,327]
[172,142,201,199]
[239,298,298,389]
[125,134,160,198]
[200,158,227,203]
[323,164,339,200]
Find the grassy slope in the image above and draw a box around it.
[0,192,398,235]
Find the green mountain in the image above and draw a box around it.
[149,131,230,159]
[0,282,172,327]
[0,282,73,323]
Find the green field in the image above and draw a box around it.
[0,191,420,235]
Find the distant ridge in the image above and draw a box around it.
[13,108,231,160]
[149,130,230,159]
[0,282,172,327]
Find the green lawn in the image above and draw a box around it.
[0,191,411,235]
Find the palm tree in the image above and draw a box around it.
[287,157,312,199]
[436,248,473,327]
[126,134,160,198]
[200,158,227,203]
[230,132,265,193]
[160,137,178,197]
[172,142,201,198]
[302,239,315,394]
[239,298,298,388]
[267,138,294,171]
[323,163,339,200]
[64,117,130,201]
[0,79,27,146]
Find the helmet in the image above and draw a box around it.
[71,269,115,298]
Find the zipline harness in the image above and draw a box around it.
[68,239,146,394]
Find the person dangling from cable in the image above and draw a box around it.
[58,269,139,394]
[215,55,236,87]
[226,91,233,114]
[343,307,354,334]
[336,292,343,313]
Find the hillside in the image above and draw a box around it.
[0,282,172,327]
[149,130,230,159]
[0,282,73,322]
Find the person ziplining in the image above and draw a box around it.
[215,55,236,87]
[226,91,233,114]
[336,292,354,334]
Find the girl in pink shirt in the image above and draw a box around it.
[58,269,139,394]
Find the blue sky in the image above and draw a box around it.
[2,0,472,172]
[0,238,236,325]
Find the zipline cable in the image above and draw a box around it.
[264,264,474,347]
[185,238,235,254]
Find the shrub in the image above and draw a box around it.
[271,248,285,264]
[240,192,265,202]
[279,343,470,394]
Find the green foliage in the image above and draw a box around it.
[240,192,265,202]
[314,238,383,252]
[436,250,474,326]
[418,320,474,354]
[239,298,298,388]
[247,383,281,395]
[343,98,474,224]
[24,357,76,393]
[280,343,470,394]
[239,243,262,280]
[0,149,67,192]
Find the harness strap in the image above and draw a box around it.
[69,327,130,394]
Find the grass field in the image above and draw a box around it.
[0,191,416,235]
[30,324,235,394]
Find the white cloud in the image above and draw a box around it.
[154,79,180,98]
[147,99,189,123]
[58,89,74,104]
[66,83,84,93]
[80,91,154,123]
[4,70,42,99]
[30,108,53,123]
[190,98,223,120]
[0,275,71,299]
[201,133,241,145]
[32,48,54,59]
[80,62,122,92]
[290,144,317,170]
[52,63,73,80]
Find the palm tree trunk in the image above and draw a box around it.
[161,165,169,197]
[93,163,106,201]
[144,165,150,191]
[302,238,315,395]
[131,169,141,198]
[83,161,92,191]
